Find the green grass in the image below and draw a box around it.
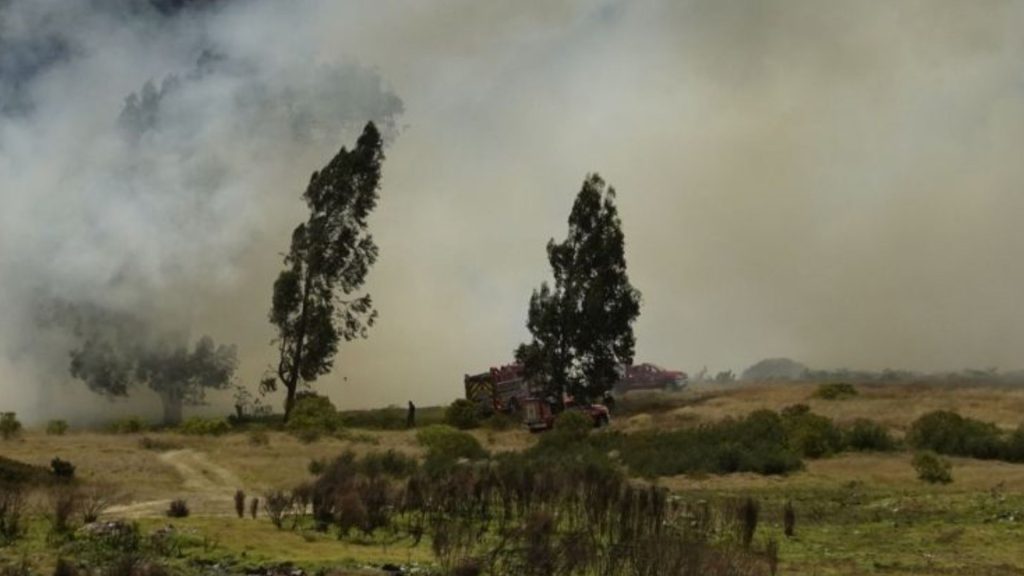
[674,485,1024,575]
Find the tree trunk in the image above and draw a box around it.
[161,390,183,427]
[284,386,297,421]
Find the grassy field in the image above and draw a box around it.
[3,381,1024,574]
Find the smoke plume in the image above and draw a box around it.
[3,0,1024,421]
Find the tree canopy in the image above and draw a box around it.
[265,122,384,418]
[516,174,641,403]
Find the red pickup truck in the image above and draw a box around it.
[522,397,611,432]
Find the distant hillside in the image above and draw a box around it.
[742,357,808,381]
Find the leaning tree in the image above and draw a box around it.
[265,122,384,419]
[516,174,641,404]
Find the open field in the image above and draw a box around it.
[3,381,1024,574]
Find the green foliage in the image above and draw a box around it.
[444,399,480,430]
[781,405,844,458]
[59,301,238,427]
[813,382,859,400]
[482,412,516,431]
[1002,425,1024,462]
[335,405,445,430]
[907,410,1004,459]
[359,449,419,478]
[46,420,69,436]
[516,173,642,402]
[611,410,802,477]
[912,451,952,484]
[0,413,21,440]
[107,417,148,434]
[844,419,896,452]
[285,393,344,441]
[178,417,231,436]
[416,425,488,471]
[266,123,385,418]
[536,410,594,451]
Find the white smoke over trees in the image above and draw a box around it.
[0,0,402,421]
[4,0,1024,422]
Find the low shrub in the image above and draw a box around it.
[482,413,516,431]
[50,458,76,480]
[415,425,488,471]
[108,417,148,434]
[913,451,952,484]
[247,429,270,447]
[1003,425,1024,462]
[844,419,896,452]
[178,417,231,436]
[907,410,1003,459]
[286,394,344,441]
[0,487,25,544]
[138,437,183,452]
[264,491,290,529]
[444,399,480,430]
[46,420,69,436]
[813,382,858,400]
[783,501,795,537]
[48,486,79,535]
[611,410,802,477]
[360,449,418,478]
[0,413,22,440]
[781,407,844,458]
[166,499,189,518]
[0,456,50,486]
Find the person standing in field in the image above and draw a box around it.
[406,400,416,428]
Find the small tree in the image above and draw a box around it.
[265,122,384,419]
[0,413,21,440]
[913,451,953,484]
[516,174,641,404]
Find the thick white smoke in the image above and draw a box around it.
[4,1,1024,422]
[0,0,402,421]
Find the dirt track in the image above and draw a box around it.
[106,449,244,518]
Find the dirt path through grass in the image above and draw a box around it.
[105,449,244,518]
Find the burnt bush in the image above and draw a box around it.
[48,486,80,536]
[783,500,795,538]
[51,458,76,480]
[0,487,25,544]
[234,490,246,519]
[166,500,189,518]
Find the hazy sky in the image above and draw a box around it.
[3,0,1024,420]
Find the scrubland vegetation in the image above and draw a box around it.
[4,381,1024,575]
